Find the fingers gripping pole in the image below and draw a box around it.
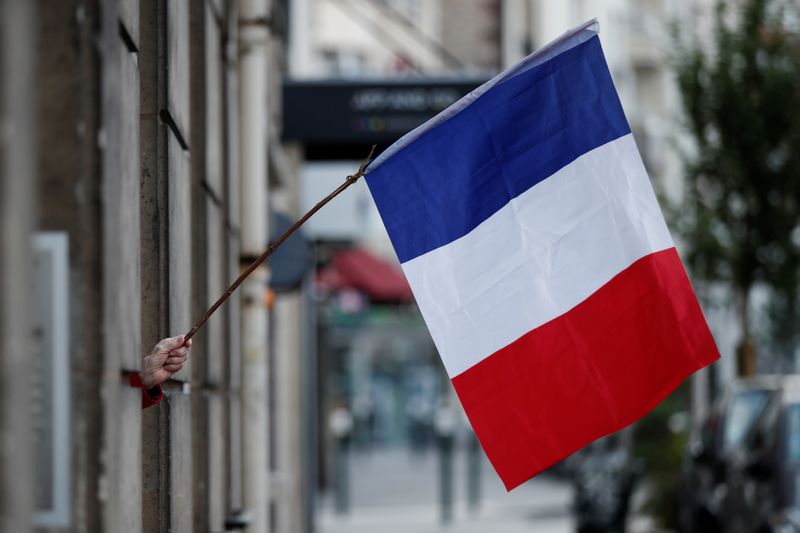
[183,145,376,343]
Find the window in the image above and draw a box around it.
[786,404,800,463]
[750,398,779,453]
[722,389,771,454]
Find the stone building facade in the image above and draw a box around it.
[0,0,307,532]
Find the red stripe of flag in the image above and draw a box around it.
[451,247,719,490]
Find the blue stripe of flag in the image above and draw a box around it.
[365,36,631,264]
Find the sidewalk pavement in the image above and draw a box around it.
[317,446,571,533]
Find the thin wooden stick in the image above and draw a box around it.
[184,145,376,343]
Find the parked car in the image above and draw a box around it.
[721,376,800,533]
[679,376,781,533]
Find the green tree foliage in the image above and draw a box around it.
[672,0,800,371]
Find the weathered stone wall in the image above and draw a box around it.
[0,0,36,531]
[33,1,105,530]
[2,0,308,531]
[26,0,244,531]
[188,1,242,531]
[441,0,502,70]
[98,0,145,528]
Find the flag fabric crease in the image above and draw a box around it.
[364,19,719,490]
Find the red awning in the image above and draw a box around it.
[317,248,413,303]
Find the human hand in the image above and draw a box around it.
[140,335,192,390]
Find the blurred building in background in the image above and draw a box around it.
[1,1,37,532]
[289,0,500,78]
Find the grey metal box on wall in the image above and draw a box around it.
[31,233,71,529]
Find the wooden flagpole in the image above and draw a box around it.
[183,145,376,343]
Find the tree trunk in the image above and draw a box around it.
[736,288,758,376]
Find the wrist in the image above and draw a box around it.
[140,370,157,390]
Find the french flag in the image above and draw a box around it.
[365,20,719,490]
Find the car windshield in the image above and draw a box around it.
[722,390,771,453]
[787,404,800,463]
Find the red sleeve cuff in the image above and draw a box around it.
[129,373,164,409]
